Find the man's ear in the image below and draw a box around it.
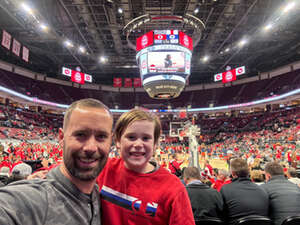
[58,128,64,145]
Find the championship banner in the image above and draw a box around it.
[1,30,12,50]
[124,78,132,88]
[133,78,142,87]
[113,78,122,87]
[12,38,21,56]
[71,71,85,84]
[62,67,93,83]
[22,46,29,62]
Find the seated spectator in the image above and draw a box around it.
[287,167,300,185]
[220,158,269,224]
[184,166,223,220]
[212,169,231,191]
[10,162,32,182]
[261,162,300,225]
[250,169,265,185]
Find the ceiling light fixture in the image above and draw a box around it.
[21,2,34,15]
[264,24,273,31]
[194,7,199,14]
[238,39,247,47]
[78,46,86,53]
[202,56,209,62]
[64,40,73,48]
[283,2,295,13]
[39,23,48,31]
[100,56,107,63]
[118,7,123,14]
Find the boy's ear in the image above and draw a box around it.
[116,141,121,149]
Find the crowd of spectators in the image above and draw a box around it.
[0,102,299,224]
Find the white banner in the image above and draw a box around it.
[1,30,11,50]
[214,73,222,82]
[62,67,72,76]
[12,39,21,56]
[22,46,29,62]
[84,73,92,82]
[236,66,246,76]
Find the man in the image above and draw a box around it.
[169,153,183,177]
[220,158,269,224]
[164,54,172,67]
[261,162,300,225]
[184,166,223,220]
[211,169,231,191]
[0,98,113,225]
[287,167,300,185]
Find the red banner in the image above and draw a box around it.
[22,46,29,62]
[136,31,154,52]
[133,78,142,87]
[124,78,132,88]
[179,31,193,51]
[1,30,11,50]
[71,71,85,84]
[222,70,236,83]
[12,39,21,56]
[113,78,122,87]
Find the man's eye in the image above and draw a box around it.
[76,133,86,137]
[97,134,107,140]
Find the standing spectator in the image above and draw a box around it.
[220,158,269,224]
[261,162,300,225]
[184,166,223,220]
[169,153,183,177]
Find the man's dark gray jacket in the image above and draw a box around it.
[0,166,101,225]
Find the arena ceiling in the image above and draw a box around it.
[0,0,300,86]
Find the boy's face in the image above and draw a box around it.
[117,120,156,173]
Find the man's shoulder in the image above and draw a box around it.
[1,178,53,196]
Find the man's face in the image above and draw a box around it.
[59,107,112,181]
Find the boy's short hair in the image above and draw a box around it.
[114,108,161,145]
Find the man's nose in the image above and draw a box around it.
[83,136,98,152]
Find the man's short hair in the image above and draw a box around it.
[114,108,161,145]
[183,166,201,180]
[230,158,249,177]
[264,162,284,176]
[63,98,111,130]
[288,167,298,178]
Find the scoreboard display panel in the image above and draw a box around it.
[154,30,179,45]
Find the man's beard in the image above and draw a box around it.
[63,146,107,181]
